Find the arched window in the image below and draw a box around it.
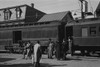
[15,7,22,19]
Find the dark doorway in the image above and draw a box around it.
[58,25,65,42]
[13,31,22,43]
[66,26,73,39]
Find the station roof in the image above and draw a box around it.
[38,11,71,23]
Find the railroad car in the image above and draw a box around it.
[1,21,66,53]
[66,18,100,55]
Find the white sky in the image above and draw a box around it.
[0,0,99,14]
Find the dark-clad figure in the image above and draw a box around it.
[22,42,27,59]
[33,40,42,67]
[55,40,61,60]
[62,39,68,60]
[25,41,31,59]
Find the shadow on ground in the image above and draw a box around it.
[50,64,67,67]
[67,58,82,61]
[0,63,68,67]
[0,63,52,67]
[0,58,15,62]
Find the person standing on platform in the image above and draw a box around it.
[55,40,61,60]
[25,41,31,59]
[47,39,52,58]
[68,36,73,56]
[33,40,42,67]
[48,41,54,59]
[62,39,68,60]
[22,42,27,59]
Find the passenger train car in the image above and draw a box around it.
[66,18,100,55]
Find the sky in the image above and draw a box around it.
[0,0,99,14]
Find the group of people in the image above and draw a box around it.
[22,40,42,67]
[47,38,69,60]
[22,41,32,59]
[20,37,72,67]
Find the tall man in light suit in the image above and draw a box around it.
[33,40,42,67]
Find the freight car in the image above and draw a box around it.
[66,18,100,56]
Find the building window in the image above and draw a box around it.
[4,9,12,20]
[82,28,88,37]
[15,7,22,19]
[90,27,96,36]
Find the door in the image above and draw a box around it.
[65,26,73,40]
[13,31,22,43]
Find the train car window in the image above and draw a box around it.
[90,27,96,36]
[82,28,88,37]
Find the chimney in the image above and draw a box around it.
[31,3,34,8]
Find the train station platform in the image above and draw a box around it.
[0,53,100,67]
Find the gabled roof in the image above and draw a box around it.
[38,11,70,22]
